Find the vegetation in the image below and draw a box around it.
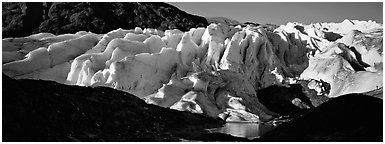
[2,2,209,38]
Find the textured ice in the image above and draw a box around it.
[3,19,382,122]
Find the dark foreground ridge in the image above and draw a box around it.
[256,93,383,142]
[257,84,315,117]
[2,75,383,142]
[3,74,244,142]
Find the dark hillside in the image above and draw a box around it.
[2,2,208,38]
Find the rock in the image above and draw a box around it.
[2,74,224,142]
[256,84,314,116]
[323,31,343,42]
[2,2,209,38]
[257,94,383,141]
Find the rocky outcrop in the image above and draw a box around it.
[2,2,208,38]
[2,74,224,142]
[256,84,314,116]
[257,94,383,141]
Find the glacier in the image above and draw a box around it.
[3,19,383,122]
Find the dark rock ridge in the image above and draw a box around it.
[2,2,208,38]
[256,84,314,117]
[256,94,383,142]
[2,74,226,142]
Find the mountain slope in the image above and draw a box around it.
[2,2,208,38]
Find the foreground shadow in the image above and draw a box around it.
[256,93,383,142]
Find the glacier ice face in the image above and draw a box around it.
[300,46,383,97]
[104,48,179,97]
[176,32,199,68]
[123,33,148,42]
[2,50,29,64]
[144,35,166,53]
[3,33,99,78]
[3,19,383,122]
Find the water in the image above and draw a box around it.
[206,122,277,139]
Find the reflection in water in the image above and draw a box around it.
[207,122,276,139]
